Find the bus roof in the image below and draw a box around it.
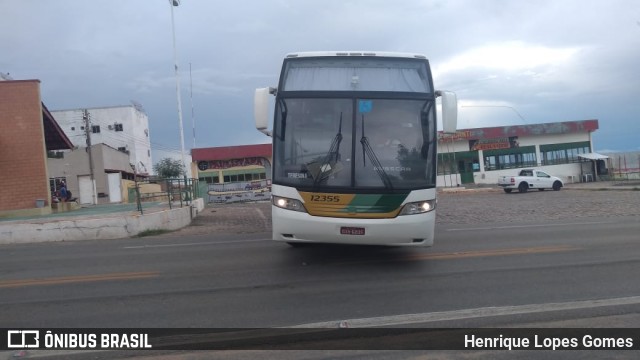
[285,51,428,60]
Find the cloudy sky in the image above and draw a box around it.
[2,0,640,161]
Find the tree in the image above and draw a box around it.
[153,157,184,178]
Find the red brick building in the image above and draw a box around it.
[0,80,73,217]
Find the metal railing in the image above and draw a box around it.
[128,177,199,214]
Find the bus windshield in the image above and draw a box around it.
[273,97,437,191]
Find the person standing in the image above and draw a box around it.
[59,182,68,202]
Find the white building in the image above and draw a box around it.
[437,119,606,186]
[52,105,152,175]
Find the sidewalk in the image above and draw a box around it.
[0,199,205,245]
[562,180,640,190]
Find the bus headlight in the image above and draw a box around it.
[272,196,307,213]
[399,200,436,215]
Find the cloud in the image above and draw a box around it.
[434,41,581,75]
[3,0,640,153]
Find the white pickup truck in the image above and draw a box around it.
[498,169,564,193]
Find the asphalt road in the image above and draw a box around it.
[1,190,639,359]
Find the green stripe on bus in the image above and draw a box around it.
[343,193,408,213]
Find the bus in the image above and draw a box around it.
[255,51,457,246]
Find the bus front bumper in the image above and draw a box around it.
[271,206,435,246]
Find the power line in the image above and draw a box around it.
[461,105,527,124]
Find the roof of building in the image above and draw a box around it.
[191,143,271,161]
[438,119,599,141]
[579,152,609,160]
[43,102,74,151]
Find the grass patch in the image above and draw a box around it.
[136,229,172,237]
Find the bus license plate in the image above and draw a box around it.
[340,227,365,235]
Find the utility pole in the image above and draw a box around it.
[83,110,97,204]
[190,62,196,149]
[169,0,187,176]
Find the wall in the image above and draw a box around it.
[436,174,462,187]
[473,163,583,184]
[0,199,205,245]
[0,80,52,216]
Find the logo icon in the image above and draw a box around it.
[7,330,39,348]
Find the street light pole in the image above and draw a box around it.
[169,0,187,177]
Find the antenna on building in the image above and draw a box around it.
[0,72,13,81]
[130,100,146,114]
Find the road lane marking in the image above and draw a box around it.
[445,221,613,232]
[255,207,267,220]
[408,245,578,261]
[332,245,578,266]
[123,239,270,249]
[0,271,159,288]
[290,295,640,328]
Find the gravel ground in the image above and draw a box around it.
[169,189,640,237]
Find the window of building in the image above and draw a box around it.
[71,127,75,131]
[201,176,219,184]
[114,123,124,132]
[47,151,64,159]
[437,153,457,175]
[483,146,537,171]
[49,177,68,193]
[540,141,590,166]
[92,125,100,133]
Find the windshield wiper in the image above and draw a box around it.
[309,113,343,186]
[420,100,434,158]
[278,99,288,141]
[360,115,393,189]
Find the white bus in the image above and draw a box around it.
[255,51,457,246]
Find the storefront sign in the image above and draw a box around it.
[469,136,519,151]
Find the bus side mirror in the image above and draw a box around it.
[255,87,274,137]
[437,90,457,134]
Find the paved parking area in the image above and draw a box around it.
[170,189,640,237]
